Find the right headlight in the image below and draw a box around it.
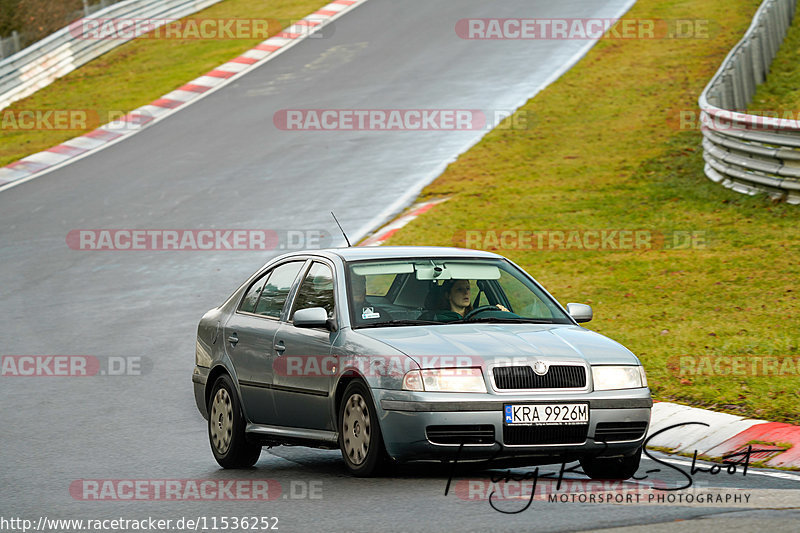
[592,365,647,391]
[402,368,487,393]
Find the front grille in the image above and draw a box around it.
[426,425,495,445]
[593,422,648,442]
[503,424,588,445]
[493,365,586,390]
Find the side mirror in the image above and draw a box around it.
[566,303,593,323]
[293,307,329,328]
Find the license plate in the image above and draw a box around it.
[504,403,588,425]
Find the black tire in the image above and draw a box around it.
[208,374,261,468]
[579,446,642,480]
[338,380,389,477]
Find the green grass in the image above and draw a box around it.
[647,445,800,471]
[380,0,800,424]
[750,4,800,113]
[0,0,328,167]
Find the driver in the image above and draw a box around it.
[434,279,508,323]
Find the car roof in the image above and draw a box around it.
[333,246,502,261]
[276,246,503,262]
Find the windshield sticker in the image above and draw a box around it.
[361,307,381,320]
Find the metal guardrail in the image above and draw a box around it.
[0,0,223,111]
[699,0,800,204]
[0,0,126,60]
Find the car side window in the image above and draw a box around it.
[252,261,305,318]
[291,262,335,320]
[239,275,269,313]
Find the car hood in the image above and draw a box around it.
[354,324,639,367]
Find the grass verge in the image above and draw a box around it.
[382,0,800,424]
[647,445,799,471]
[0,0,328,167]
[749,4,800,113]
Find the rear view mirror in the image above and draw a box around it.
[293,307,329,328]
[566,303,593,323]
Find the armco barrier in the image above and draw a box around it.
[0,0,126,60]
[699,0,800,204]
[0,0,223,111]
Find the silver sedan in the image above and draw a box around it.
[193,246,651,477]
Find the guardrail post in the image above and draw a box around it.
[732,53,744,110]
[0,31,22,60]
[742,41,756,102]
[752,30,765,84]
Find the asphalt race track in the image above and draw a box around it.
[1,0,799,531]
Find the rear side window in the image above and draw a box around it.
[291,262,335,319]
[239,276,268,313]
[254,261,305,318]
[238,261,304,317]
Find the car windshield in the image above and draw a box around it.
[346,258,572,328]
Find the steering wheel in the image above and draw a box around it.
[463,305,504,321]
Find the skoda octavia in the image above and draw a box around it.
[192,246,651,477]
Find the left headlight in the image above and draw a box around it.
[592,365,647,390]
[402,368,487,393]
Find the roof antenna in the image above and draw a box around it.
[331,211,352,247]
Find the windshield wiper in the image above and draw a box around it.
[355,319,445,328]
[460,317,556,324]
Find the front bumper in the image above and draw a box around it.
[373,388,652,464]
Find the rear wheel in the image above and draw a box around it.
[339,380,388,477]
[579,446,642,480]
[208,374,261,468]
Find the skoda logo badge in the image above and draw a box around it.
[533,361,548,376]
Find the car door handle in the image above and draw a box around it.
[274,341,286,355]
[227,334,239,346]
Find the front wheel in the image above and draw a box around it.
[338,380,388,477]
[579,446,642,480]
[208,374,261,468]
